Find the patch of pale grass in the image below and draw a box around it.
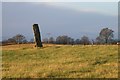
[2,44,118,78]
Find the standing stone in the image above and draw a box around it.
[32,24,43,47]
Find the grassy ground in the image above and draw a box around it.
[1,44,118,78]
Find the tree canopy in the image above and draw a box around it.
[97,28,114,44]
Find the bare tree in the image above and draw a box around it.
[12,34,26,44]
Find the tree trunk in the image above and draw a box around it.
[105,38,108,44]
[32,24,43,47]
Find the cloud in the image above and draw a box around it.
[29,2,118,16]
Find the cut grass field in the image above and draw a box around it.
[1,44,118,78]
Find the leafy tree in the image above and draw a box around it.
[96,36,104,44]
[110,39,118,44]
[56,36,67,44]
[80,36,90,45]
[30,38,34,43]
[75,39,80,44]
[91,39,95,45]
[68,37,74,45]
[22,39,28,44]
[49,37,55,44]
[98,28,114,44]
[55,36,61,44]
[56,35,73,44]
[7,38,16,43]
[43,38,48,43]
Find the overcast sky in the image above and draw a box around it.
[2,2,118,41]
[0,2,2,41]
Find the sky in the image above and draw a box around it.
[0,2,2,41]
[2,0,119,2]
[2,2,118,41]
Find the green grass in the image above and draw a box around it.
[1,44,118,78]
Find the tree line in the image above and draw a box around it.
[1,27,119,45]
[43,28,119,45]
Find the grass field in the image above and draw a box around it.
[1,44,118,78]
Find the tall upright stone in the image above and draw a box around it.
[32,24,43,47]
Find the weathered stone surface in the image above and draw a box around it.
[32,24,43,47]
